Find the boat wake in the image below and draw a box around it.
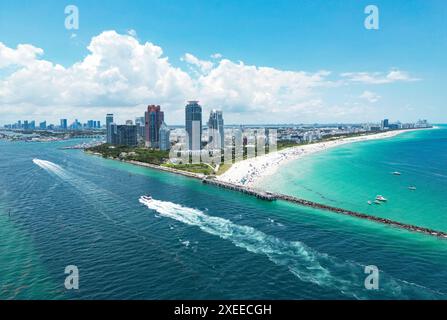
[33,159,69,179]
[139,196,444,299]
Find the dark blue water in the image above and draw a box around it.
[1,136,447,299]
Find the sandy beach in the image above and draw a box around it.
[217,129,427,188]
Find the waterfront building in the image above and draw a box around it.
[60,119,68,130]
[207,109,224,150]
[185,101,202,151]
[145,105,164,148]
[39,121,47,130]
[159,121,171,151]
[106,114,114,143]
[135,116,145,139]
[381,119,389,130]
[110,124,138,146]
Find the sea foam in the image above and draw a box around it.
[139,196,442,299]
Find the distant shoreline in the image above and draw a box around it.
[217,127,434,188]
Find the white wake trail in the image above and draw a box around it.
[139,197,443,299]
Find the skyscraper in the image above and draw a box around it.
[381,119,389,130]
[159,121,171,151]
[135,116,145,139]
[113,124,138,146]
[60,119,68,130]
[145,105,164,148]
[106,114,114,143]
[207,109,224,150]
[39,121,47,130]
[185,101,202,151]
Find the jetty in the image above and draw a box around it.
[202,178,277,201]
[87,154,447,240]
[202,178,447,240]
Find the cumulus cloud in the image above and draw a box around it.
[341,69,419,84]
[211,53,222,59]
[0,31,419,124]
[359,90,381,103]
[0,43,44,68]
[181,53,214,74]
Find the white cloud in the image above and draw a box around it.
[0,43,44,68]
[0,31,420,124]
[360,90,381,103]
[341,69,419,84]
[181,53,214,74]
[211,53,222,59]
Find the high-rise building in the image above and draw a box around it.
[185,101,202,151]
[135,116,145,139]
[381,119,389,130]
[159,121,171,151]
[110,124,138,146]
[39,121,47,130]
[60,119,68,130]
[207,109,224,150]
[144,105,164,148]
[106,114,114,143]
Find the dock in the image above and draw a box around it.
[202,178,447,239]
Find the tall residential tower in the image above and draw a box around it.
[145,105,164,148]
[207,109,224,150]
[185,101,202,151]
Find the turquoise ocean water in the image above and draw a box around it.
[0,127,446,299]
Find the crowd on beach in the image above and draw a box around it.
[217,130,411,187]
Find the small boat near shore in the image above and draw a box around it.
[408,186,417,190]
[376,195,387,202]
[374,200,381,205]
[392,171,402,176]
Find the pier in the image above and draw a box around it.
[202,178,447,239]
[202,178,277,201]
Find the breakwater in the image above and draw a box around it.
[205,178,447,239]
[86,153,447,239]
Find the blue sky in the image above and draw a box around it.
[0,0,446,125]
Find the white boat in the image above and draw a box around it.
[141,195,153,201]
[374,200,381,205]
[392,171,401,176]
[376,195,387,201]
[367,201,372,205]
[408,186,417,190]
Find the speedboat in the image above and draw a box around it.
[392,171,401,176]
[141,195,152,201]
[367,201,372,205]
[376,195,387,201]
[408,186,417,190]
[374,200,381,205]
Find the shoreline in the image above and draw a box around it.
[217,128,433,188]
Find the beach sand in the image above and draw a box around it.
[216,129,426,188]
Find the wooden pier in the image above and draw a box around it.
[202,178,447,239]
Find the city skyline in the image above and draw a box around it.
[1,1,446,125]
